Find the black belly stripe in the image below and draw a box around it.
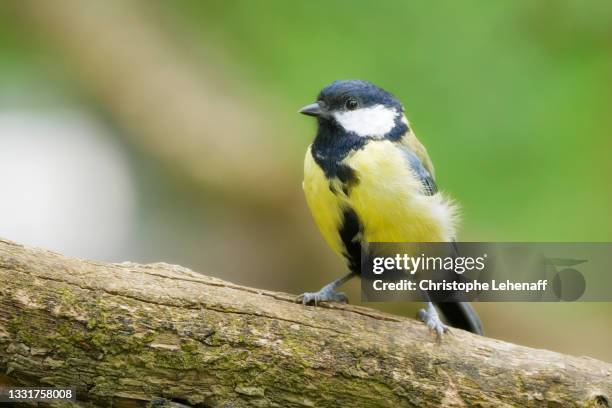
[336,164,359,195]
[339,207,362,274]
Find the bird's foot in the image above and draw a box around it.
[418,306,449,341]
[296,283,348,306]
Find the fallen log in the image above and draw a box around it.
[0,238,610,407]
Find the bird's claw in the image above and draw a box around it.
[296,285,348,306]
[418,307,449,341]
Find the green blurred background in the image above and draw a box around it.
[0,1,610,361]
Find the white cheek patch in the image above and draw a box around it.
[333,104,398,138]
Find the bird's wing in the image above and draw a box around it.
[399,132,436,180]
[398,145,438,196]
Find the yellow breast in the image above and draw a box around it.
[344,140,457,243]
[303,140,458,261]
[303,146,348,258]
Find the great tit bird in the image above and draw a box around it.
[297,79,482,337]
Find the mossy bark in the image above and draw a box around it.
[0,238,611,407]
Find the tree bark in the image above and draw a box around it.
[0,238,610,408]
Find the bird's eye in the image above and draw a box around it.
[345,98,359,110]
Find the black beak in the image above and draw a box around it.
[299,102,324,117]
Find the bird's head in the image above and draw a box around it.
[299,79,407,139]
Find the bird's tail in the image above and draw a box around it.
[436,302,483,335]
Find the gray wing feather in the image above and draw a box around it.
[398,146,438,196]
